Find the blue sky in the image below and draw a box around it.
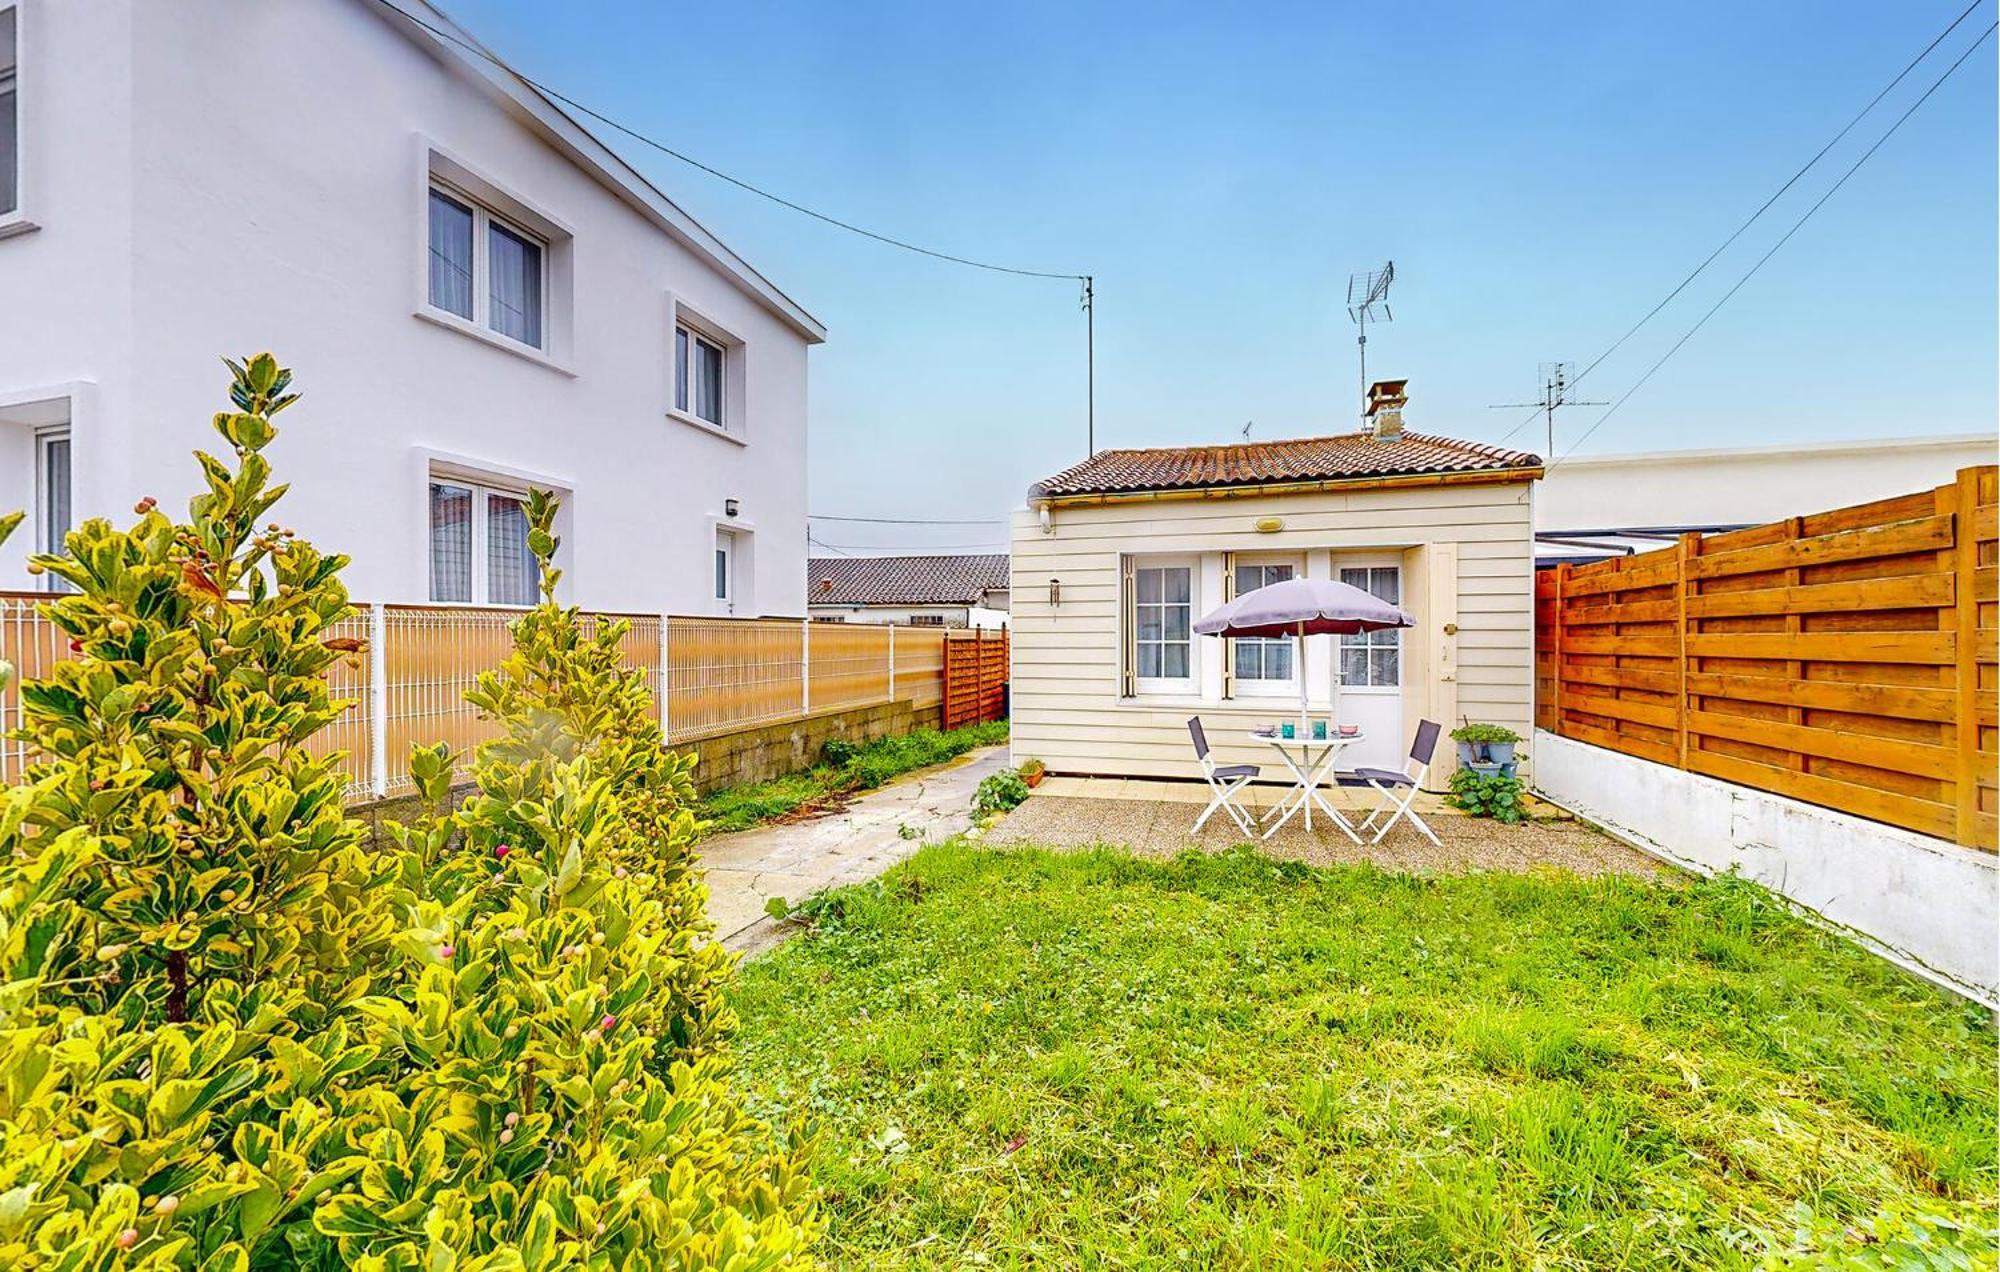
[443,0,1996,554]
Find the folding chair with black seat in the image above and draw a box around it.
[1188,716,1259,836]
[1352,719,1442,846]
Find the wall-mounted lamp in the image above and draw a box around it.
[724,498,740,518]
[1048,578,1062,609]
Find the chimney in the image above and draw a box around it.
[1365,379,1408,441]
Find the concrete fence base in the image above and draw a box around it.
[1533,730,1998,1006]
[347,697,952,841]
[677,698,945,794]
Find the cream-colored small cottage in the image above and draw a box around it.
[1009,429,1543,785]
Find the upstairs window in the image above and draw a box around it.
[1,6,18,216]
[429,478,538,606]
[675,323,726,427]
[427,184,546,350]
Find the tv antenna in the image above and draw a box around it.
[1346,262,1395,428]
[1489,361,1605,456]
[1241,420,1255,439]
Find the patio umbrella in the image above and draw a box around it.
[1192,576,1414,737]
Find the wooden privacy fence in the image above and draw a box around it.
[0,597,964,802]
[1535,464,1998,850]
[942,627,1010,731]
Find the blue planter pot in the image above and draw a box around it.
[1488,741,1517,767]
[1456,741,1483,766]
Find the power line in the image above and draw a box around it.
[1548,20,1996,471]
[1495,0,1990,448]
[809,514,1007,526]
[368,0,1085,283]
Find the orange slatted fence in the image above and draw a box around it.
[1,596,985,801]
[1535,464,1998,850]
[942,628,1010,731]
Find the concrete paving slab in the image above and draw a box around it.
[702,744,1010,956]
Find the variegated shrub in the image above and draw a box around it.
[0,357,816,1270]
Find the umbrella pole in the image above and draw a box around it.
[1297,621,1309,740]
[1331,630,1341,734]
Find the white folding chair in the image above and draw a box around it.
[1188,717,1259,836]
[1353,719,1443,846]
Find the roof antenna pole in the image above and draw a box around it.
[1489,362,1606,456]
[1346,262,1395,432]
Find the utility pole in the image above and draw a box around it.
[1081,275,1095,457]
[1490,362,1606,456]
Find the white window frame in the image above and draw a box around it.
[426,181,549,352]
[1337,561,1403,691]
[33,423,68,592]
[713,527,737,612]
[428,476,539,608]
[1132,556,1198,695]
[1229,555,1302,698]
[674,323,728,428]
[666,296,747,443]
[0,0,34,238]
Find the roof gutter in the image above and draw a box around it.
[1030,464,1546,510]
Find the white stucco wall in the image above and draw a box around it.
[1536,435,1993,532]
[0,0,816,616]
[1534,731,1999,1006]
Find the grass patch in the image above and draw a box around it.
[732,843,1997,1268]
[699,721,1008,833]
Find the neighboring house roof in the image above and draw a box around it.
[809,555,1011,606]
[368,0,825,343]
[1029,431,1542,502]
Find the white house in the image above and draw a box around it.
[0,0,824,617]
[807,554,1011,628]
[1009,425,1544,781]
[1535,434,1994,566]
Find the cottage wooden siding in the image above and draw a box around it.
[1535,465,1998,850]
[1009,478,1537,782]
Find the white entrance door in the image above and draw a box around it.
[1334,562,1405,772]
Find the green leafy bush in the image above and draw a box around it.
[972,769,1031,816]
[820,737,859,767]
[1447,766,1527,824]
[0,357,815,1269]
[1449,721,1522,745]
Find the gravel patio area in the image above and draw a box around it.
[983,780,1668,877]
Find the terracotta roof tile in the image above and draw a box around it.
[808,554,1011,607]
[1029,431,1542,500]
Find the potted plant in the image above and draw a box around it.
[1020,757,1048,788]
[1451,721,1523,769]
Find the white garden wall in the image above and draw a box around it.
[1533,730,1999,1006]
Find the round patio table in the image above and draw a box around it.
[1248,731,1366,843]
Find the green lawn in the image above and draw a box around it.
[697,720,1009,833]
[731,843,1997,1269]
